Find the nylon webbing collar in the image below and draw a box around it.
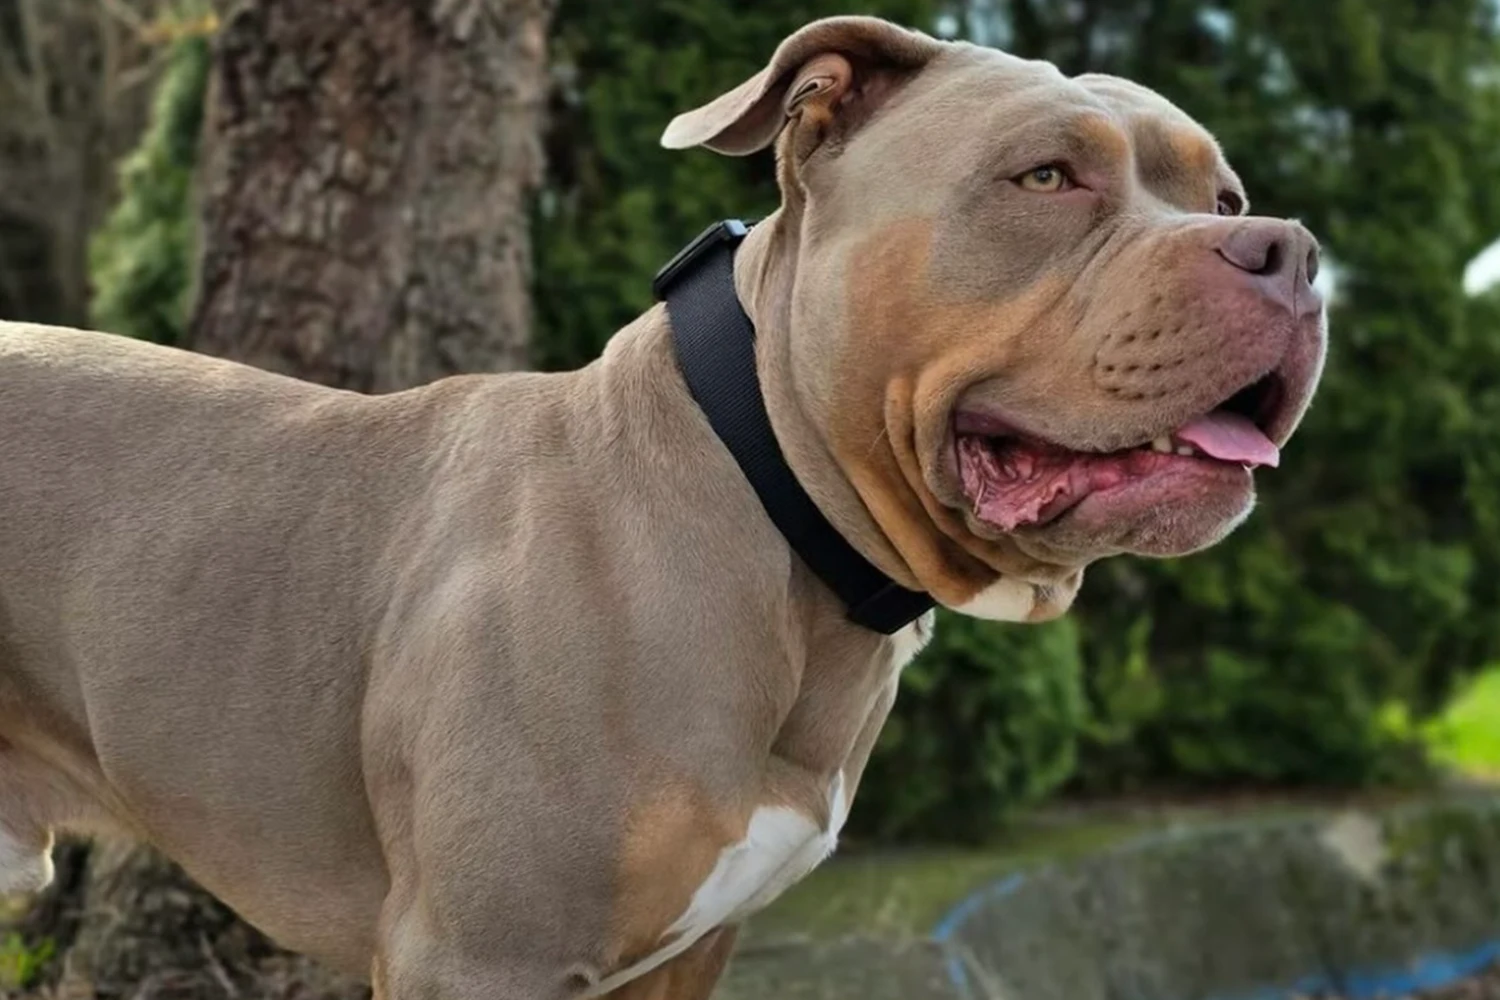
[655,219,935,635]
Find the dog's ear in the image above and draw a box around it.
[661,17,944,156]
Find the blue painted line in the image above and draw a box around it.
[931,872,1027,942]
[1348,939,1500,997]
[927,825,1203,997]
[931,871,1028,998]
[1339,940,1500,999]
[1211,939,1500,1000]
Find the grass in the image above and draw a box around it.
[746,817,1157,944]
[1427,664,1500,780]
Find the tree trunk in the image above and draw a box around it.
[188,0,553,389]
[6,3,554,998]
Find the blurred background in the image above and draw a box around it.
[2,1,1500,998]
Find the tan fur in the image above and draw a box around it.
[607,928,739,1000]
[610,781,744,975]
[0,15,1324,1000]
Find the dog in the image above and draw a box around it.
[0,15,1325,1000]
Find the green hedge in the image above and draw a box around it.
[853,613,1085,842]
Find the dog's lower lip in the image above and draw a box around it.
[1037,456,1250,526]
[949,422,1263,534]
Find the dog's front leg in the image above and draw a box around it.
[370,895,579,1000]
[369,849,741,1000]
[363,705,627,1000]
[598,927,738,1000]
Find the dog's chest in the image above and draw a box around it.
[678,771,849,930]
[589,614,932,994]
[590,778,847,997]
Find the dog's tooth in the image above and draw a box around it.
[1176,445,1195,457]
[1150,437,1173,453]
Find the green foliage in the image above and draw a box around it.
[1426,663,1500,778]
[0,933,55,991]
[89,33,210,345]
[852,612,1086,842]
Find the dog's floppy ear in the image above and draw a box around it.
[661,16,944,156]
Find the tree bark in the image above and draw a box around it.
[188,0,553,389]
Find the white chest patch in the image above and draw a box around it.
[890,611,936,672]
[587,774,847,996]
[954,577,1036,622]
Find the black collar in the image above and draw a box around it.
[654,219,935,635]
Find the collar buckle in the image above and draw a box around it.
[652,219,753,301]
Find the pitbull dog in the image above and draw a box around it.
[0,15,1324,1000]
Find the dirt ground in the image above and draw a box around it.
[1,840,366,1000]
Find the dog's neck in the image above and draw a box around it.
[597,212,1065,626]
[727,212,930,596]
[591,296,912,666]
[723,211,1086,623]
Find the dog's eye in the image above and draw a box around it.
[1017,165,1072,193]
[1216,191,1244,216]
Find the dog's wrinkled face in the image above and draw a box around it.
[852,64,1326,567]
[665,18,1327,616]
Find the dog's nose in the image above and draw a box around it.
[1216,220,1322,318]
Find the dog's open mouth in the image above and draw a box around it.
[955,375,1285,532]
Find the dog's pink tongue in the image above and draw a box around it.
[1176,412,1280,468]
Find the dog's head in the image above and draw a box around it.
[664,17,1327,621]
